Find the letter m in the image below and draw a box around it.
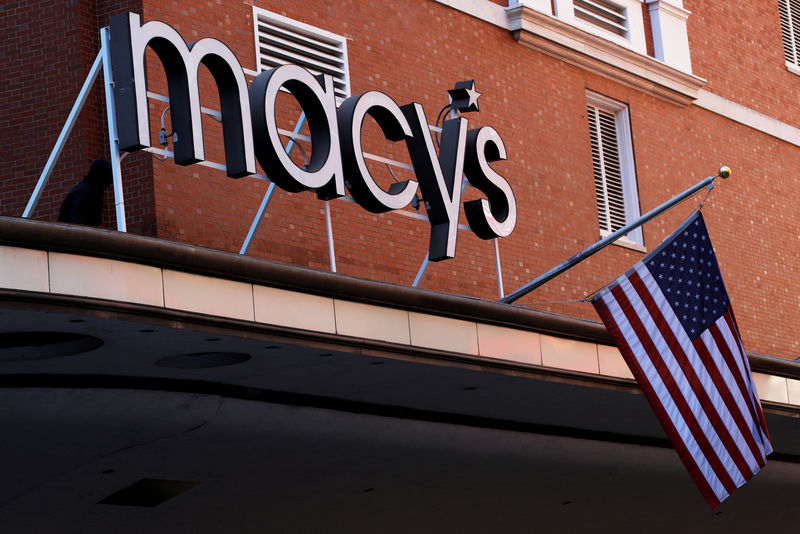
[110,12,255,177]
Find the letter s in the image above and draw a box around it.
[463,127,516,239]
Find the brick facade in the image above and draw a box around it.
[4,1,800,361]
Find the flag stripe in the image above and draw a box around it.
[640,270,763,476]
[686,322,764,471]
[707,323,761,433]
[718,313,772,450]
[593,293,723,507]
[705,321,768,464]
[591,211,771,508]
[630,269,757,479]
[709,319,768,458]
[635,266,759,470]
[725,309,772,448]
[611,280,741,493]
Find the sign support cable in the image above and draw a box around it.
[101,26,127,232]
[239,112,307,255]
[494,238,504,298]
[324,200,337,272]
[23,28,128,231]
[23,51,104,219]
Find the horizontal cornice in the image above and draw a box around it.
[0,216,609,344]
[507,4,706,107]
[2,216,798,380]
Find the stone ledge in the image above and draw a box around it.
[507,4,705,107]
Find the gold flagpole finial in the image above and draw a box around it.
[718,166,731,179]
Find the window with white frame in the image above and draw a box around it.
[553,0,647,54]
[586,92,643,246]
[252,7,350,101]
[779,0,800,70]
[573,0,629,38]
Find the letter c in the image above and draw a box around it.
[337,91,418,213]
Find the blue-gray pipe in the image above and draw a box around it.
[499,167,730,304]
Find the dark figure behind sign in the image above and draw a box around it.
[57,160,114,226]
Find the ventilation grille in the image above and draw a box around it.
[587,103,627,234]
[574,0,628,38]
[253,8,350,100]
[779,0,800,66]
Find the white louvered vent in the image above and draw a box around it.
[253,7,350,101]
[574,0,628,38]
[587,103,627,234]
[779,0,800,66]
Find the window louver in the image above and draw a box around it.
[253,8,350,101]
[574,0,628,38]
[779,0,800,66]
[587,104,627,234]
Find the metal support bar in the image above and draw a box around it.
[500,170,727,304]
[101,26,127,232]
[240,112,306,254]
[324,201,337,272]
[23,51,104,218]
[411,171,471,287]
[412,254,429,287]
[239,183,275,254]
[493,239,504,299]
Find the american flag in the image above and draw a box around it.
[592,211,772,508]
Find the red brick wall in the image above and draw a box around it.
[686,1,800,127]
[5,1,800,360]
[136,1,658,304]
[1,0,155,234]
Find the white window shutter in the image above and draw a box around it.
[779,0,800,67]
[588,104,627,234]
[574,0,629,38]
[253,8,350,101]
[586,92,642,246]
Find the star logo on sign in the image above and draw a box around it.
[448,80,482,113]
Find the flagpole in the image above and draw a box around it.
[499,166,731,304]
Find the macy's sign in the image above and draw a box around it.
[110,13,517,261]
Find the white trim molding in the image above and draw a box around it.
[787,61,800,77]
[507,3,705,107]
[431,0,510,27]
[693,89,800,148]
[646,0,693,74]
